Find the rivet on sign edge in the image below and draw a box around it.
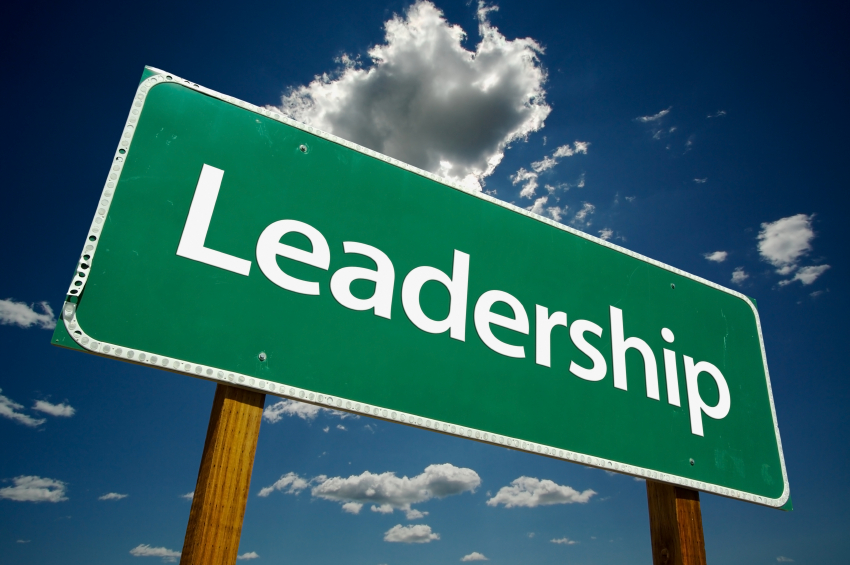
[59,68,787,508]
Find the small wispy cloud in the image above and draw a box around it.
[572,202,596,228]
[0,389,46,428]
[0,476,68,503]
[694,178,707,184]
[384,524,440,543]
[776,557,794,563]
[0,299,56,329]
[731,267,749,285]
[180,491,194,501]
[703,251,728,263]
[32,400,75,418]
[130,544,181,563]
[550,537,578,545]
[486,476,595,508]
[99,492,128,501]
[237,551,260,560]
[526,195,565,222]
[636,107,671,123]
[511,167,539,199]
[257,472,312,498]
[461,551,489,561]
[262,399,355,424]
[707,110,727,118]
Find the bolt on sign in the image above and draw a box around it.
[54,67,789,508]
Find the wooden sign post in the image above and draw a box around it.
[180,384,265,565]
[647,480,707,565]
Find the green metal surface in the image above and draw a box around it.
[62,76,786,504]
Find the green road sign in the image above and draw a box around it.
[54,66,788,508]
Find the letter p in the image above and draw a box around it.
[684,356,731,436]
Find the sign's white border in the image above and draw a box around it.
[62,67,789,508]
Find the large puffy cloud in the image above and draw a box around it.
[0,299,55,329]
[0,389,45,428]
[486,476,595,508]
[259,464,479,517]
[0,476,68,503]
[277,1,550,191]
[384,524,440,543]
[129,544,181,563]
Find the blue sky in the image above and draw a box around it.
[1,0,848,563]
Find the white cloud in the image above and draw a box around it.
[336,424,347,431]
[527,532,535,538]
[16,540,31,543]
[130,544,181,563]
[526,195,564,222]
[551,537,578,545]
[237,551,260,560]
[757,214,816,275]
[0,299,56,329]
[779,264,830,286]
[180,491,194,501]
[277,0,550,191]
[0,389,46,428]
[312,464,478,514]
[776,557,793,563]
[530,141,589,173]
[0,476,68,503]
[572,202,595,227]
[342,501,363,514]
[263,399,354,423]
[371,503,394,514]
[32,400,75,417]
[598,228,613,241]
[99,492,128,500]
[694,178,707,184]
[257,472,312,498]
[707,110,727,118]
[512,167,539,198]
[636,107,671,122]
[461,552,489,561]
[384,524,440,543]
[731,267,749,285]
[486,476,596,508]
[625,195,636,202]
[405,508,428,520]
[703,251,728,263]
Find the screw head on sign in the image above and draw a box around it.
[258,352,267,361]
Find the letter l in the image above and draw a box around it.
[176,164,252,275]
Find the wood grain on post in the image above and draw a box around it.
[180,384,265,565]
[646,480,707,565]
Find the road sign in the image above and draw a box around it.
[53,66,789,508]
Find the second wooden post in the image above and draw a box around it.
[646,479,707,565]
[180,384,265,565]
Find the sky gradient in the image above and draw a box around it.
[1,1,847,564]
